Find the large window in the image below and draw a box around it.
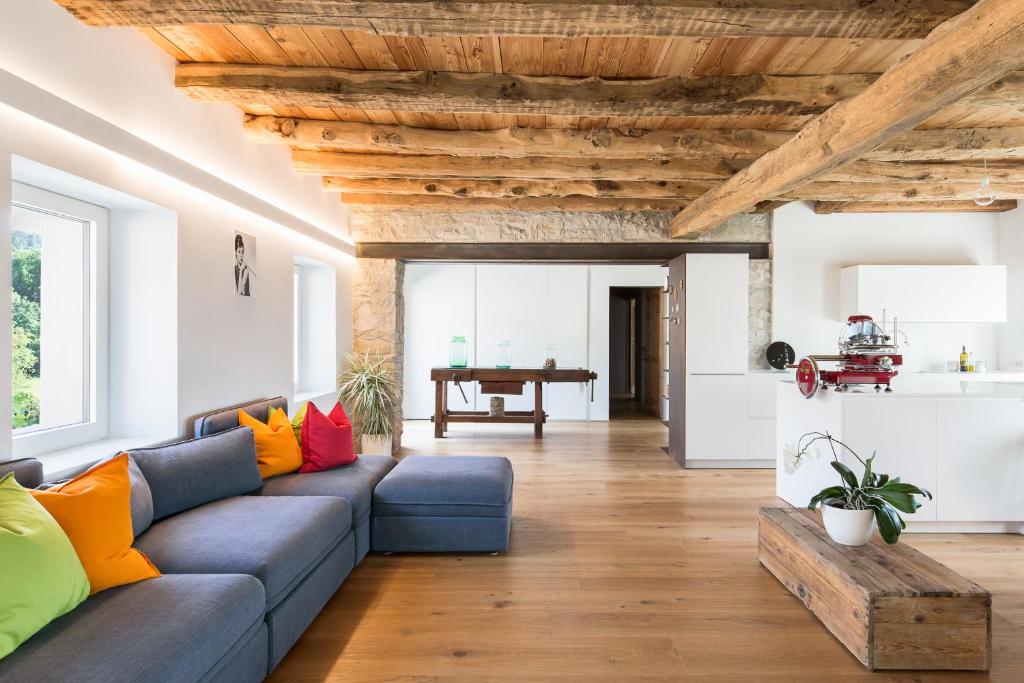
[11,183,105,443]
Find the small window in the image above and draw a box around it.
[11,190,97,435]
[292,256,336,400]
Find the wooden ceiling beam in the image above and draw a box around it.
[247,116,1024,162]
[246,116,791,160]
[668,0,1024,238]
[54,1,973,40]
[785,181,1024,201]
[327,177,1024,204]
[178,64,1023,119]
[299,151,1023,185]
[339,194,688,212]
[324,177,715,199]
[814,199,1018,213]
[823,161,1024,184]
[297,151,747,181]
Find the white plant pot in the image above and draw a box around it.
[361,434,393,456]
[821,505,876,546]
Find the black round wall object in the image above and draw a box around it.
[766,341,796,370]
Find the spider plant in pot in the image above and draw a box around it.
[789,432,932,546]
[337,352,397,455]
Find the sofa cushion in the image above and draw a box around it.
[0,574,265,683]
[129,428,262,521]
[194,397,288,438]
[239,408,302,479]
[373,456,514,518]
[0,474,89,660]
[300,402,356,473]
[260,454,397,521]
[135,496,351,610]
[43,455,155,538]
[0,458,43,489]
[29,455,161,595]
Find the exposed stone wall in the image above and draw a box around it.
[351,258,405,451]
[749,260,773,370]
[350,209,770,244]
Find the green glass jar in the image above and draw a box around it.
[448,336,468,368]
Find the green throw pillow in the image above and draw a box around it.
[0,473,90,659]
[290,402,308,447]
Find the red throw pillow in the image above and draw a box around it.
[299,402,357,473]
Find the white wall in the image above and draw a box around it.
[998,205,1024,371]
[773,202,1002,373]
[403,263,664,421]
[0,2,349,238]
[0,4,355,457]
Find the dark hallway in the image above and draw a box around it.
[609,286,663,420]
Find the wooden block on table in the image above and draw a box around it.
[757,506,991,671]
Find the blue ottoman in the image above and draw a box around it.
[371,456,513,553]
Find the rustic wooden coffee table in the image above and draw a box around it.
[758,506,991,671]
[430,367,597,439]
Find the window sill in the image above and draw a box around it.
[293,389,336,406]
[39,435,172,480]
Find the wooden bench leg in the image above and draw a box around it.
[534,381,543,439]
[434,381,444,438]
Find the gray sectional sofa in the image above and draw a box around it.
[0,396,512,683]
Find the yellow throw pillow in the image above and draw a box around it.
[239,408,302,479]
[30,454,160,595]
[282,402,308,447]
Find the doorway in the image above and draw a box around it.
[609,287,663,420]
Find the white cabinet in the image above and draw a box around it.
[840,265,1007,323]
[685,374,748,461]
[936,399,1024,522]
[685,253,749,374]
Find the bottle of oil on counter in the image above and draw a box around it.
[960,346,968,373]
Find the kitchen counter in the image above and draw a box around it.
[775,382,1024,534]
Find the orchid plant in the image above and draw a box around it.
[788,432,932,544]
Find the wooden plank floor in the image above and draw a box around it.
[269,419,1024,682]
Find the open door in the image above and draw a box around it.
[667,254,686,466]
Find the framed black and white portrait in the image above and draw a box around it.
[234,230,257,297]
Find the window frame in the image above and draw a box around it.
[11,182,109,459]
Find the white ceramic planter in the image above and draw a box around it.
[821,505,876,546]
[361,434,393,456]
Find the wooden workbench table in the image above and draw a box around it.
[430,367,597,439]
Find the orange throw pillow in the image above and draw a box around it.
[30,454,160,595]
[239,408,302,479]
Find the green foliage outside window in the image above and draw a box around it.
[12,231,41,428]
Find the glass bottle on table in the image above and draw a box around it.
[496,340,512,369]
[448,336,468,368]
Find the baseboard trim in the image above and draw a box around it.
[685,459,774,469]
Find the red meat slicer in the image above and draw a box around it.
[794,315,903,398]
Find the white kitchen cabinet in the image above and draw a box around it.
[685,374,748,462]
[685,253,748,374]
[936,399,1024,522]
[747,417,776,461]
[840,265,1007,323]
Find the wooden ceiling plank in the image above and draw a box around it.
[814,199,1018,213]
[140,27,193,62]
[56,1,975,40]
[669,0,1024,238]
[338,194,688,212]
[243,116,1024,163]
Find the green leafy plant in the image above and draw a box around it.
[337,352,397,437]
[791,432,932,544]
